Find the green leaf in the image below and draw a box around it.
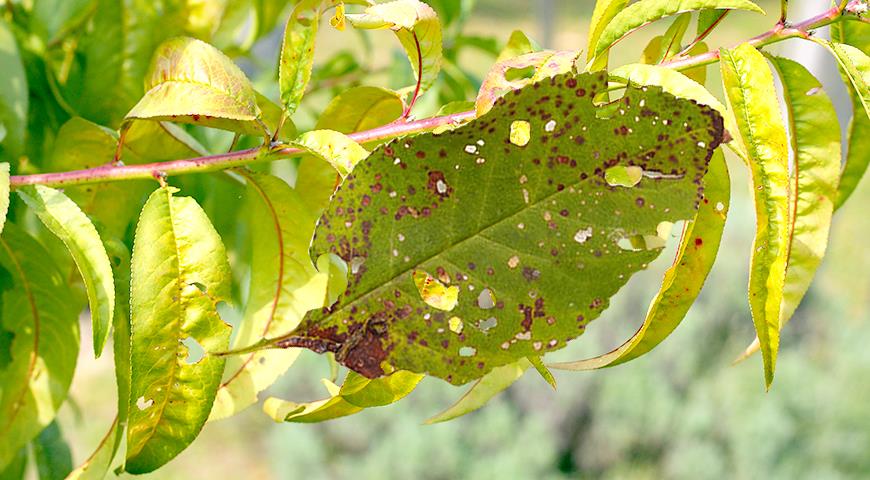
[30,0,96,44]
[697,9,728,35]
[126,187,232,473]
[263,370,421,423]
[125,36,266,136]
[209,173,338,421]
[0,18,28,158]
[682,42,710,85]
[32,420,73,480]
[284,71,725,385]
[735,57,841,362]
[0,163,8,236]
[527,355,556,389]
[476,50,580,116]
[590,0,764,64]
[609,63,746,160]
[0,225,80,471]
[292,130,370,177]
[550,150,729,370]
[0,447,26,480]
[586,0,630,70]
[425,358,531,424]
[313,86,404,135]
[655,12,692,62]
[819,40,870,119]
[831,21,870,210]
[17,185,115,358]
[74,0,190,126]
[340,370,423,407]
[720,43,789,389]
[497,30,540,62]
[279,0,330,116]
[345,0,443,102]
[774,53,843,290]
[67,239,132,480]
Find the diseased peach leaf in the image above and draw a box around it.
[281,71,724,385]
[550,149,729,370]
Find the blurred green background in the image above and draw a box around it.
[52,0,869,478]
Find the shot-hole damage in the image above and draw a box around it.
[298,71,725,384]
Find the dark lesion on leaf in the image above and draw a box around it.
[278,312,393,379]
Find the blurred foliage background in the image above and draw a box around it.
[44,0,868,478]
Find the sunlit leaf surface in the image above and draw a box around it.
[284,71,725,385]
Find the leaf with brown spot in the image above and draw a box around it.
[273,71,724,385]
[550,150,729,370]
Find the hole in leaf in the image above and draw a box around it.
[182,336,205,364]
[413,270,459,311]
[509,120,531,146]
[641,170,685,180]
[458,346,477,357]
[573,227,593,244]
[616,222,672,251]
[594,101,621,119]
[604,166,643,187]
[505,65,535,81]
[136,396,154,410]
[476,316,498,333]
[477,288,496,309]
[350,256,366,275]
[448,316,464,334]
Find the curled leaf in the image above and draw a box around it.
[830,21,870,210]
[720,43,789,389]
[735,57,841,362]
[18,185,115,358]
[263,371,421,423]
[425,359,531,424]
[125,36,266,136]
[819,40,870,118]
